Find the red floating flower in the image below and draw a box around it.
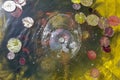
[102,45,111,53]
[19,57,26,65]
[108,16,120,26]
[87,50,97,60]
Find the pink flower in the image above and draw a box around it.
[90,68,100,78]
[19,57,26,65]
[100,36,110,47]
[108,16,120,26]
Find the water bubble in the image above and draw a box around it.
[41,14,81,58]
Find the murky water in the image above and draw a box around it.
[0,0,120,80]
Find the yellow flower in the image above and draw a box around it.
[71,0,81,4]
[75,12,86,24]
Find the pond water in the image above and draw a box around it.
[0,0,120,80]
